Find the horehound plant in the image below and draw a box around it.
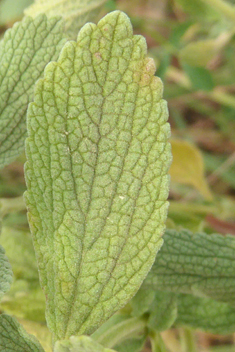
[1,2,235,352]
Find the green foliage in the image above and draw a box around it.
[0,244,13,301]
[145,229,235,306]
[2,0,235,351]
[0,0,33,25]
[24,0,107,38]
[24,10,171,341]
[0,15,66,169]
[0,314,45,352]
[54,335,116,352]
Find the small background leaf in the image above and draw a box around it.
[0,314,45,352]
[170,139,213,200]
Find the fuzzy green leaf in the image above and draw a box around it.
[0,15,66,169]
[25,10,171,340]
[54,335,116,352]
[0,245,13,301]
[176,293,235,335]
[24,0,107,39]
[0,314,45,352]
[145,229,235,306]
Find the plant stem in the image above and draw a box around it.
[92,315,147,349]
[0,196,25,217]
[179,328,197,352]
[201,0,235,22]
[149,331,168,352]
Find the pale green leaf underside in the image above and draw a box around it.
[55,335,116,352]
[145,229,235,306]
[0,245,13,301]
[25,10,171,340]
[24,0,107,38]
[0,314,44,352]
[0,14,66,169]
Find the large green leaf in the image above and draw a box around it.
[145,229,235,306]
[24,0,107,39]
[0,244,13,301]
[0,314,45,352]
[54,335,116,352]
[0,15,66,169]
[25,10,171,340]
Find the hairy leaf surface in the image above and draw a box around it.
[0,15,66,169]
[176,293,235,334]
[0,314,44,352]
[25,0,107,38]
[25,10,171,340]
[0,244,13,301]
[54,335,116,352]
[145,229,235,305]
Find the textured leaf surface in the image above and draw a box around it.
[25,0,107,38]
[176,293,235,334]
[54,335,116,352]
[0,244,13,302]
[145,229,235,306]
[0,314,44,352]
[0,15,66,169]
[25,10,171,340]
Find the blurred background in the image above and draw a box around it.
[1,0,235,351]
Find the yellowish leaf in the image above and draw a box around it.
[170,139,213,200]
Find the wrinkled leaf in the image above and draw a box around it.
[170,139,213,200]
[0,244,13,301]
[25,10,171,340]
[176,293,235,335]
[54,335,116,352]
[18,319,51,352]
[145,229,235,306]
[25,0,107,39]
[0,314,45,352]
[0,15,66,169]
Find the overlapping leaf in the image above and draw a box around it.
[0,314,45,352]
[25,10,171,340]
[145,229,235,306]
[176,293,235,334]
[0,15,66,169]
[25,0,107,38]
[0,244,13,301]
